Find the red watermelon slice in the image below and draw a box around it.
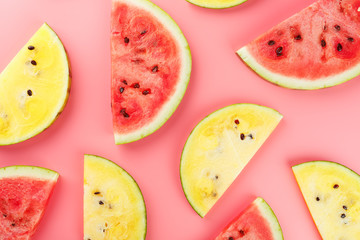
[215,197,283,240]
[111,0,192,144]
[0,166,58,240]
[237,0,360,90]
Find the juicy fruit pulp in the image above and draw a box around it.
[293,161,360,239]
[237,0,360,89]
[180,104,282,217]
[185,0,247,9]
[111,0,191,144]
[0,166,59,240]
[215,197,283,240]
[0,23,70,145]
[84,155,146,240]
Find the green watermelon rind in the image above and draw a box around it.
[180,103,283,218]
[113,0,192,144]
[237,46,360,90]
[84,154,147,240]
[185,0,247,9]
[0,165,59,182]
[254,197,284,240]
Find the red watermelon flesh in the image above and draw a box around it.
[215,198,283,240]
[111,0,191,144]
[0,167,58,240]
[237,0,360,89]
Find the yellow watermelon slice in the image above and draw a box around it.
[84,154,146,239]
[180,103,282,217]
[293,161,360,239]
[185,0,247,9]
[0,23,70,145]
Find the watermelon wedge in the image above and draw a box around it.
[84,155,146,239]
[293,161,360,239]
[215,197,283,240]
[237,0,360,90]
[0,23,70,145]
[111,0,192,144]
[180,104,282,217]
[0,165,59,240]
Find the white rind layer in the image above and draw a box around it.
[113,0,192,144]
[255,197,284,240]
[237,46,360,90]
[0,165,59,182]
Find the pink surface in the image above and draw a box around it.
[1,0,360,239]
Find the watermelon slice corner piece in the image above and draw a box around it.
[215,197,283,240]
[0,165,59,240]
[111,0,192,144]
[292,160,360,239]
[237,0,360,90]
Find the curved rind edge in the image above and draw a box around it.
[237,46,360,90]
[113,0,192,144]
[180,103,283,218]
[0,165,59,182]
[292,160,360,181]
[84,154,147,240]
[185,0,247,9]
[254,197,284,240]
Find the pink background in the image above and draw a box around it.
[1,0,360,239]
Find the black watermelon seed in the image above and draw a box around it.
[122,80,128,85]
[142,89,151,95]
[248,134,254,139]
[94,191,100,195]
[27,89,32,96]
[152,65,159,73]
[234,119,240,125]
[239,230,245,236]
[228,237,234,240]
[343,205,348,210]
[140,30,147,35]
[268,40,275,46]
[28,45,35,50]
[31,60,37,66]
[11,223,15,227]
[276,46,283,56]
[333,184,339,189]
[120,108,130,118]
[337,43,343,51]
[99,201,104,205]
[240,133,245,140]
[124,37,129,44]
[215,175,219,179]
[341,213,346,218]
[120,87,124,93]
[321,39,326,47]
[294,35,302,40]
[132,83,140,88]
[348,37,354,42]
[316,197,320,201]
[335,25,341,31]
[3,214,7,218]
